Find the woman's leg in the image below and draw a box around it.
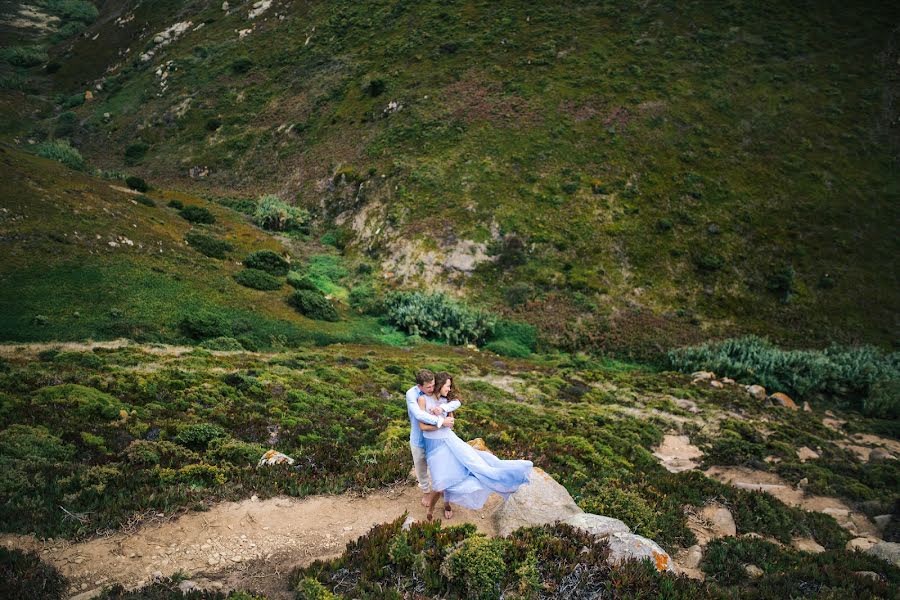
[426,490,442,521]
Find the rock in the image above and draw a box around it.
[797,477,809,489]
[681,544,703,569]
[746,385,767,401]
[178,581,198,593]
[791,537,825,553]
[769,392,798,410]
[721,377,735,385]
[248,0,272,19]
[222,1,229,9]
[257,449,294,466]
[707,223,720,234]
[84,90,93,101]
[847,537,876,552]
[709,380,724,389]
[796,447,819,462]
[467,438,489,452]
[702,505,736,538]
[401,515,414,531]
[744,564,764,578]
[605,532,674,572]
[492,467,582,537]
[562,513,631,538]
[874,515,893,531]
[802,401,812,412]
[673,398,700,413]
[869,448,894,462]
[853,571,882,582]
[691,371,715,381]
[151,571,164,582]
[866,541,900,566]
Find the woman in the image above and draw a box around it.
[418,372,532,521]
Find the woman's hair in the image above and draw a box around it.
[434,371,460,401]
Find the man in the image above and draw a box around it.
[406,369,454,506]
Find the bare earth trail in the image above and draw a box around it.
[0,485,499,599]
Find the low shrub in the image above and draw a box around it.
[34,140,85,170]
[288,290,339,321]
[233,268,283,291]
[125,176,148,192]
[2,45,47,67]
[185,231,232,259]
[443,536,510,600]
[179,205,215,224]
[287,271,318,290]
[33,384,126,421]
[230,57,253,73]
[0,547,67,600]
[124,142,149,165]
[167,199,184,210]
[178,310,231,339]
[207,437,268,466]
[579,482,659,538]
[198,337,244,351]
[243,250,289,276]
[54,111,77,138]
[667,336,899,413]
[174,423,228,449]
[484,339,530,358]
[385,291,495,345]
[135,195,155,207]
[253,195,309,232]
[491,320,538,351]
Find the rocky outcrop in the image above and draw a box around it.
[492,467,582,537]
[769,392,798,410]
[562,513,630,538]
[605,532,674,572]
[866,541,900,567]
[746,385,767,401]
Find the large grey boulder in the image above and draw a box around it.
[563,513,630,538]
[492,467,582,537]
[866,541,900,567]
[605,532,674,572]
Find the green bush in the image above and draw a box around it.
[2,46,47,67]
[199,337,244,351]
[124,142,149,165]
[135,195,155,207]
[34,140,85,170]
[54,111,77,138]
[484,339,530,358]
[33,385,126,421]
[230,57,253,73]
[178,310,231,339]
[385,292,495,345]
[39,0,98,23]
[0,424,75,466]
[0,547,67,600]
[179,205,215,224]
[443,536,509,600]
[579,483,659,538]
[207,437,267,465]
[185,231,233,259]
[234,268,283,291]
[62,92,85,108]
[243,250,290,276]
[296,577,339,600]
[174,423,228,449]
[125,176,148,192]
[288,290,339,321]
[167,199,184,210]
[863,379,900,419]
[287,271,318,290]
[668,336,899,412]
[253,195,309,231]
[491,320,538,351]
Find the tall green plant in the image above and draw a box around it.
[385,292,495,345]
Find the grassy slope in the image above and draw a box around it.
[0,145,397,345]
[26,0,896,354]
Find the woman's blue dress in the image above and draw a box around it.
[422,395,532,510]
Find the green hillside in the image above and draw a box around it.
[4,0,895,355]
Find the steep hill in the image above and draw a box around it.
[2,0,899,355]
[0,145,397,346]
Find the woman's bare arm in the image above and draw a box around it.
[418,396,439,431]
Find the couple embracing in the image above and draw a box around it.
[405,369,533,521]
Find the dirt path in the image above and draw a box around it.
[0,339,266,359]
[0,485,499,599]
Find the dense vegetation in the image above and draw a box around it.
[1,0,895,356]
